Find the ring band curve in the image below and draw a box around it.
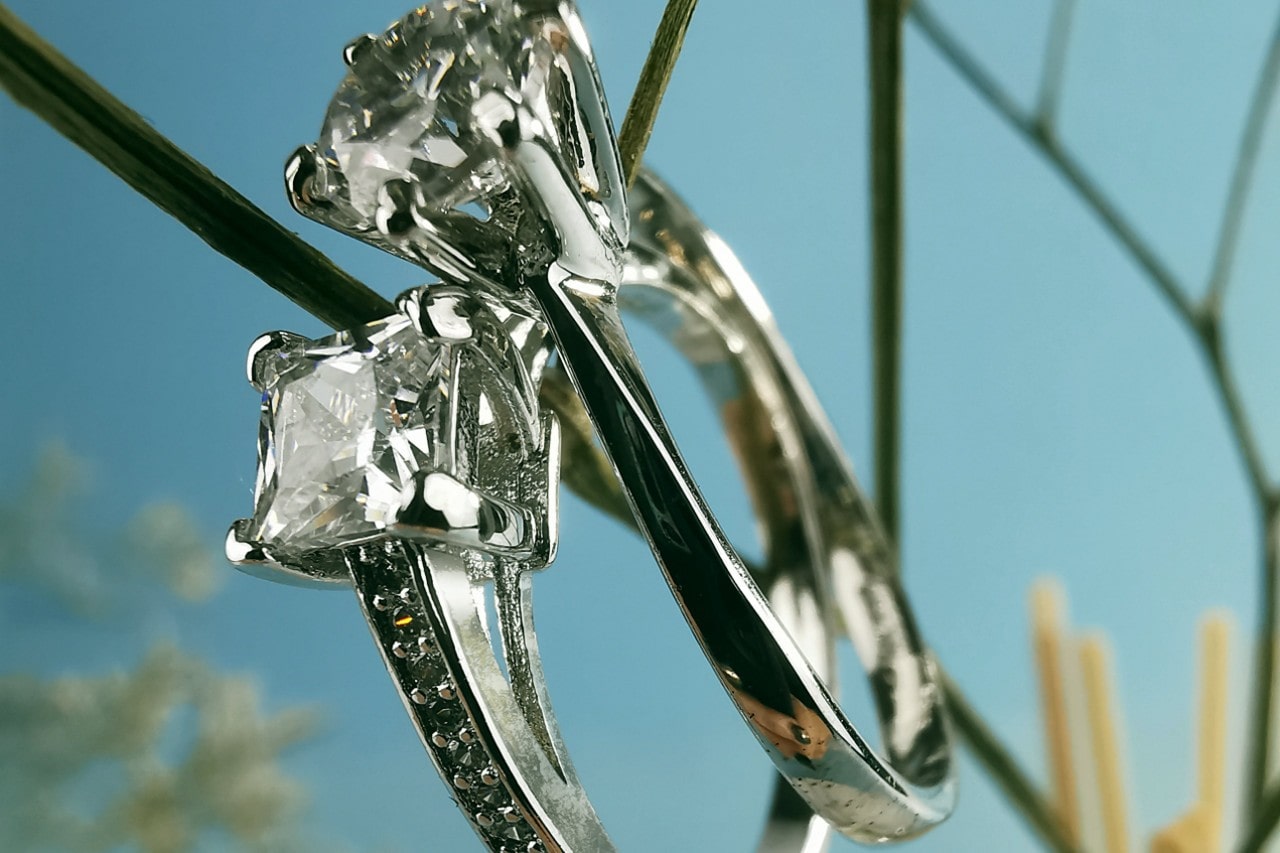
[618,170,956,845]
[268,0,956,844]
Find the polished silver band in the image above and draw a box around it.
[618,171,955,844]
[619,183,839,852]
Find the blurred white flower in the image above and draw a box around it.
[0,441,104,612]
[0,443,372,851]
[0,644,319,852]
[0,442,222,613]
[125,503,221,602]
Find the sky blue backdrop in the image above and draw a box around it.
[3,1,1280,850]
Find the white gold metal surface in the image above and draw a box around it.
[622,171,956,845]
[233,0,957,846]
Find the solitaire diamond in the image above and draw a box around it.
[319,1,521,222]
[288,0,626,286]
[248,315,447,555]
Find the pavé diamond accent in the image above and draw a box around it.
[350,548,545,851]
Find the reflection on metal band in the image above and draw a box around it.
[619,171,956,844]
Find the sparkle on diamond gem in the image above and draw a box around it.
[248,314,448,556]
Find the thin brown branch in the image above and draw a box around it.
[1244,511,1280,825]
[1199,323,1274,514]
[1034,0,1076,133]
[1204,10,1280,310]
[868,14,1077,831]
[1241,770,1280,853]
[908,2,1197,327]
[942,672,1081,853]
[867,0,905,547]
[617,0,699,188]
[538,367,635,527]
[0,4,390,331]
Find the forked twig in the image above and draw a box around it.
[1034,0,1076,134]
[908,0,1280,837]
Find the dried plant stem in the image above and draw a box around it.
[1032,581,1081,845]
[942,673,1080,853]
[866,0,905,546]
[0,5,391,331]
[1034,0,1076,133]
[616,0,699,187]
[1198,614,1230,853]
[909,2,1280,834]
[1080,635,1130,853]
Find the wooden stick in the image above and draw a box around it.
[1032,579,1080,844]
[1148,808,1210,853]
[616,0,699,187]
[1080,633,1129,853]
[1198,613,1230,853]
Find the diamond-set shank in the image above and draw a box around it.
[349,541,547,852]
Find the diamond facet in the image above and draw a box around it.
[290,0,626,287]
[230,285,561,580]
[248,314,447,557]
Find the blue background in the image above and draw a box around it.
[2,0,1279,850]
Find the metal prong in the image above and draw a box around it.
[284,143,322,217]
[537,413,561,567]
[246,330,307,391]
[396,285,480,343]
[392,471,533,555]
[225,519,349,588]
[342,33,378,67]
[470,94,617,283]
[395,286,427,334]
[225,519,268,565]
[470,89,526,151]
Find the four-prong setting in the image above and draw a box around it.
[226,284,559,586]
[285,0,627,290]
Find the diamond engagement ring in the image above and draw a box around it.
[262,0,955,844]
[621,172,956,846]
